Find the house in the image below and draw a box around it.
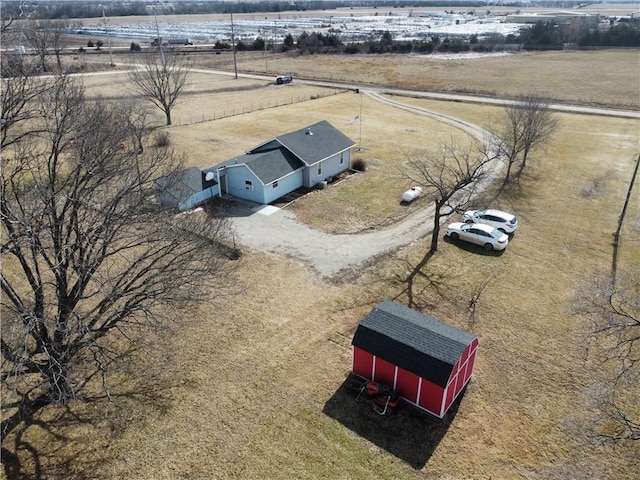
[210,120,356,205]
[351,301,479,418]
[158,121,356,211]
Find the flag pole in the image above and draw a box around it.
[358,90,363,151]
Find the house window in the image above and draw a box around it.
[317,165,322,176]
[245,180,253,191]
[340,152,344,164]
[272,180,278,189]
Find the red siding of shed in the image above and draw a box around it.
[419,379,445,415]
[352,335,479,418]
[396,369,420,404]
[372,356,396,387]
[353,348,374,378]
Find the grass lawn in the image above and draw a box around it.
[3,50,640,479]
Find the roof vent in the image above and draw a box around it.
[305,128,313,136]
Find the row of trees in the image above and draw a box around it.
[231,25,640,56]
[522,22,640,49]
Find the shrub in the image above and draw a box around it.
[351,158,367,172]
[130,42,141,52]
[87,40,94,47]
[154,132,171,148]
[344,44,360,54]
[96,40,103,50]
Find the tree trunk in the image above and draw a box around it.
[431,207,441,253]
[165,109,172,126]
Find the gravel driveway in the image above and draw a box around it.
[226,91,502,279]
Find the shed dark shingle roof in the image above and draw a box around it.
[352,301,477,387]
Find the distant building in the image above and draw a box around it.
[506,11,600,27]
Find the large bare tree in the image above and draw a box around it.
[128,52,192,126]
[496,94,559,185]
[401,136,497,307]
[1,74,236,444]
[575,271,640,442]
[405,137,496,255]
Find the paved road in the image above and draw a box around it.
[225,91,505,279]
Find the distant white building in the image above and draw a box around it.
[506,11,599,27]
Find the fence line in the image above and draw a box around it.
[176,89,349,126]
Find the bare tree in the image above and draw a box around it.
[128,53,192,126]
[1,53,54,149]
[21,20,67,72]
[1,74,237,443]
[401,137,497,307]
[496,94,559,185]
[575,271,640,442]
[406,137,496,255]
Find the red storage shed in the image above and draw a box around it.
[351,301,479,418]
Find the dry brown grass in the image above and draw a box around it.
[3,51,640,480]
[193,49,640,109]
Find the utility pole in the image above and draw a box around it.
[154,3,165,65]
[230,12,238,79]
[102,7,114,66]
[263,20,268,73]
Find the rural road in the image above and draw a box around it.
[225,91,504,279]
[192,68,640,120]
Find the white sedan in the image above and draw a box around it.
[462,209,518,234]
[446,222,509,251]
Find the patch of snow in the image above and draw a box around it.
[429,52,513,60]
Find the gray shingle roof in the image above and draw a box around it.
[214,148,304,185]
[352,301,478,388]
[244,149,304,184]
[269,120,356,166]
[154,166,203,205]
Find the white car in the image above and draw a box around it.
[462,209,518,234]
[446,222,509,251]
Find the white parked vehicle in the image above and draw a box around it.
[446,222,509,251]
[462,209,518,234]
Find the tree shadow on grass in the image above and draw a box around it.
[1,345,175,480]
[323,377,464,469]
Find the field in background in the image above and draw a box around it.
[192,49,640,109]
[4,48,640,479]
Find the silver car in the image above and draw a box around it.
[462,209,517,234]
[446,222,509,251]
